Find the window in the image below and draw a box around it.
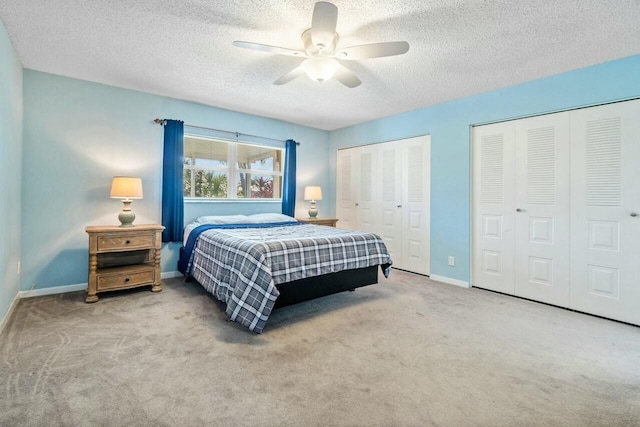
[183,135,284,199]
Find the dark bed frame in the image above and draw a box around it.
[272,265,379,309]
[188,265,380,309]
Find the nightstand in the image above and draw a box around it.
[85,224,165,303]
[296,217,339,227]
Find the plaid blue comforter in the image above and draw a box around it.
[186,223,392,333]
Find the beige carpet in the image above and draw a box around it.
[1,270,639,426]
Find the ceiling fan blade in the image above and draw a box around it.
[274,66,305,85]
[337,41,410,60]
[311,2,338,50]
[233,41,306,58]
[333,65,361,88]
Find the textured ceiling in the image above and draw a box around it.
[0,0,639,130]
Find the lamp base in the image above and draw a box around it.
[308,200,318,218]
[118,199,136,227]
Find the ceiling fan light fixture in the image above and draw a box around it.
[301,57,340,83]
[233,2,410,88]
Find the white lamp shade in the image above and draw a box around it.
[110,176,143,199]
[304,186,323,201]
[301,58,340,83]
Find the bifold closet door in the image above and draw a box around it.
[472,122,516,294]
[570,99,640,325]
[336,149,358,229]
[513,113,571,307]
[401,136,430,275]
[336,146,381,233]
[336,136,430,275]
[473,98,640,326]
[472,114,571,306]
[356,144,380,235]
[379,141,404,268]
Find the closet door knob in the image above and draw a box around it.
[631,212,638,217]
[355,203,359,206]
[516,208,524,212]
[397,205,402,208]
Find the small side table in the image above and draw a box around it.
[296,217,339,227]
[85,224,164,303]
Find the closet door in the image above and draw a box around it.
[472,122,516,294]
[401,136,431,275]
[336,137,431,275]
[356,144,380,235]
[570,99,640,325]
[336,148,359,229]
[513,113,571,307]
[379,140,404,269]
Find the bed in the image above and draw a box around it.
[178,214,392,333]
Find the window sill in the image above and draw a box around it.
[184,198,282,204]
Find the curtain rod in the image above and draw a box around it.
[153,119,300,145]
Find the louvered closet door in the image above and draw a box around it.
[513,113,571,306]
[472,122,516,294]
[336,148,358,229]
[401,136,431,275]
[356,144,380,235]
[379,140,404,269]
[570,99,640,325]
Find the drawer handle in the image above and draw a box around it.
[125,240,131,244]
[125,277,130,282]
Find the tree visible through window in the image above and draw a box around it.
[183,136,284,199]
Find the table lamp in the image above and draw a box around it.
[304,186,323,218]
[110,176,143,227]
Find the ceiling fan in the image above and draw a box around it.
[233,1,410,88]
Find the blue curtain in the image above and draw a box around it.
[161,119,184,242]
[281,139,297,217]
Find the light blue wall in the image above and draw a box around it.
[0,19,23,321]
[19,55,640,293]
[22,71,329,290]
[329,55,640,283]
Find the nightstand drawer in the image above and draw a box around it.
[97,234,154,251]
[97,269,155,291]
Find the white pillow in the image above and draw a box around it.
[246,213,298,223]
[183,223,200,246]
[195,215,250,224]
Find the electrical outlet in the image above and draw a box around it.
[16,261,21,275]
[448,256,455,267]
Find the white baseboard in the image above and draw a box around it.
[16,271,183,300]
[429,274,470,288]
[19,282,88,298]
[0,293,21,336]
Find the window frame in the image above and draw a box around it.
[183,134,285,202]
